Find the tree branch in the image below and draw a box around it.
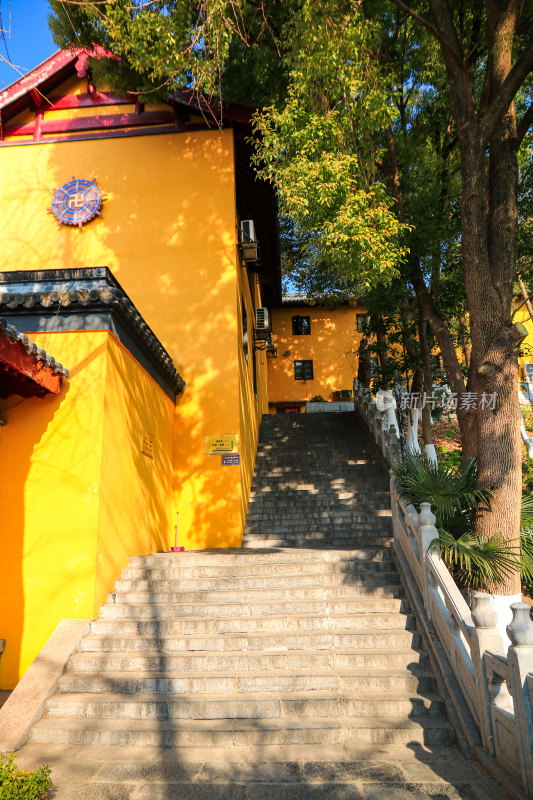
[482,33,533,141]
[517,102,533,145]
[386,0,465,71]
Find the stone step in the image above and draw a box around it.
[67,647,429,674]
[91,610,414,636]
[45,690,444,721]
[126,548,393,568]
[91,598,408,627]
[242,538,393,549]
[80,629,421,652]
[109,572,401,598]
[99,588,404,616]
[30,715,455,747]
[120,559,394,582]
[59,668,435,695]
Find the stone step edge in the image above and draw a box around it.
[47,690,442,704]
[60,667,433,682]
[71,645,426,659]
[32,715,453,731]
[83,628,418,642]
[93,611,413,625]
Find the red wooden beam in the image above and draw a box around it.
[44,91,134,111]
[0,336,63,398]
[5,110,178,137]
[29,88,46,110]
[33,110,43,142]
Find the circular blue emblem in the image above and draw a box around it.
[49,178,105,229]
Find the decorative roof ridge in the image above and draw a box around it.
[0,286,185,395]
[0,316,69,378]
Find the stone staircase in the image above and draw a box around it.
[16,413,502,798]
[244,413,392,548]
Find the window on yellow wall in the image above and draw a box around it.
[292,315,311,335]
[294,360,313,380]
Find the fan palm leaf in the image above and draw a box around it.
[430,530,520,591]
[391,452,491,527]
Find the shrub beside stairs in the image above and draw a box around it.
[15,413,502,798]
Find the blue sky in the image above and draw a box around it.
[0,0,56,90]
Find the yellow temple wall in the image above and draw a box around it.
[0,330,174,689]
[94,335,175,613]
[237,268,269,530]
[0,125,249,550]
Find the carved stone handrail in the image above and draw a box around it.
[353,376,533,796]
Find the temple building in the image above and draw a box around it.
[0,48,280,688]
[267,294,366,413]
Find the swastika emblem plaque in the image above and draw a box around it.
[48,178,107,229]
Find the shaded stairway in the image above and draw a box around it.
[244,413,393,548]
[16,413,502,798]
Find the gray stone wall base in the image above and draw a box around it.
[0,619,91,753]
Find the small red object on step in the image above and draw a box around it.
[171,546,185,552]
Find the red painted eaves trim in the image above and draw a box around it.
[0,49,81,110]
[0,122,217,147]
[0,335,62,396]
[5,110,179,137]
[46,91,135,111]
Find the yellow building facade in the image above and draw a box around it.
[267,298,366,413]
[0,50,278,688]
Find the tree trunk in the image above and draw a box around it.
[454,107,522,595]
[417,305,435,451]
[357,331,374,388]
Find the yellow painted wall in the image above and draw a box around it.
[0,103,244,550]
[0,329,174,689]
[94,335,175,611]
[237,268,269,528]
[267,305,363,407]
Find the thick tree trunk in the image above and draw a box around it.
[456,119,522,595]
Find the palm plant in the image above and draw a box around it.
[392,452,520,591]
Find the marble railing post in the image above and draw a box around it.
[471,593,504,753]
[507,603,533,795]
[418,502,438,619]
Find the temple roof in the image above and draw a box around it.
[0,268,185,400]
[0,316,68,398]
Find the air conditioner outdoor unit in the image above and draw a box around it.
[255,307,270,340]
[240,219,259,262]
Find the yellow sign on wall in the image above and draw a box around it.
[205,434,238,454]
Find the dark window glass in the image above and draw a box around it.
[294,360,313,381]
[356,313,370,333]
[292,315,311,335]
